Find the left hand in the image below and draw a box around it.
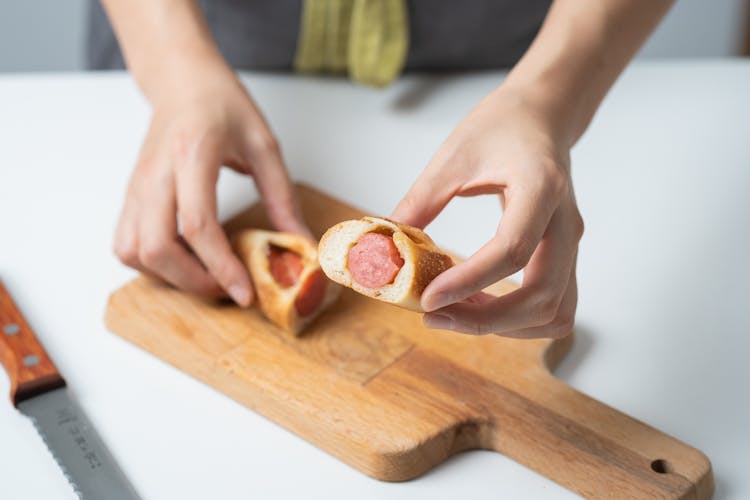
[391,85,584,338]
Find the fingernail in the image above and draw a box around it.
[422,292,450,312]
[228,284,250,307]
[424,314,454,330]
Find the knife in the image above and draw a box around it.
[0,281,140,499]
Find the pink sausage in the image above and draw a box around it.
[294,269,327,317]
[269,246,304,288]
[347,233,404,289]
[269,246,327,317]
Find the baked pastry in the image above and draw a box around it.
[233,230,341,334]
[318,216,453,311]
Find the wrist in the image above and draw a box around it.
[141,52,240,110]
[493,79,580,149]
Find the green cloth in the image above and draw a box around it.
[294,0,409,87]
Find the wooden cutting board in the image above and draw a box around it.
[105,184,713,499]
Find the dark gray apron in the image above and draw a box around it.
[87,0,551,72]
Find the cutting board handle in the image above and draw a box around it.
[0,281,65,406]
[480,372,714,499]
[392,347,713,497]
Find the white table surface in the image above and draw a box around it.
[1,60,748,499]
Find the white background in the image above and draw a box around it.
[0,62,749,498]
[0,0,748,72]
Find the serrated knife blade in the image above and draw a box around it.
[18,388,140,499]
[1,281,140,499]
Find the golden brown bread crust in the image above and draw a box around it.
[411,242,455,297]
[232,230,340,335]
[388,219,454,309]
[318,216,453,312]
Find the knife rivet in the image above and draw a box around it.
[3,323,20,335]
[23,354,40,366]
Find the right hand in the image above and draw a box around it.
[113,68,309,306]
[391,85,583,338]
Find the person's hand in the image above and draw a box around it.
[113,66,309,306]
[391,86,584,338]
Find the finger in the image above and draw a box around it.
[247,133,312,238]
[499,262,578,339]
[138,169,223,296]
[423,204,578,335]
[421,182,560,311]
[176,140,254,306]
[459,291,496,306]
[113,192,144,271]
[389,154,460,229]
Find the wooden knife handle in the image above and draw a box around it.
[0,281,65,406]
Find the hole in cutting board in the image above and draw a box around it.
[650,459,673,474]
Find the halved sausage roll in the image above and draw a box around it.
[233,230,341,335]
[318,216,453,312]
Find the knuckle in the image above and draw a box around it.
[397,193,421,216]
[171,129,196,164]
[445,145,470,170]
[457,314,493,336]
[547,169,569,200]
[138,239,169,268]
[506,236,535,272]
[180,210,208,240]
[548,315,575,339]
[558,314,575,333]
[136,153,158,175]
[113,238,139,266]
[573,211,585,241]
[248,131,281,157]
[172,126,222,165]
[432,138,461,166]
[534,292,560,326]
[535,158,568,200]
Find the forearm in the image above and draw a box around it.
[503,0,673,146]
[100,0,234,104]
